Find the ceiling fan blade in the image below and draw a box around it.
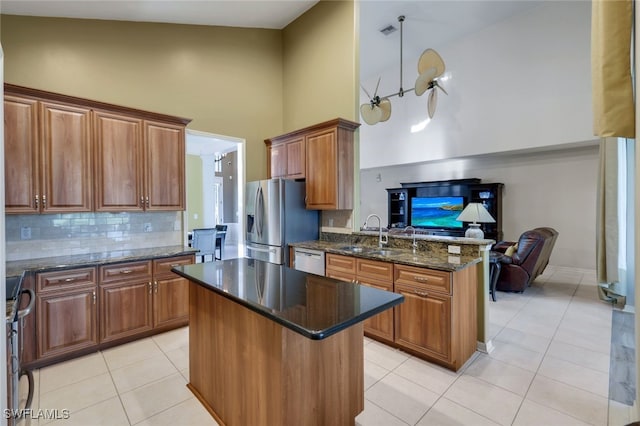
[418,48,445,78]
[435,81,448,95]
[427,89,438,118]
[360,84,373,100]
[378,98,392,122]
[414,67,437,96]
[360,103,383,125]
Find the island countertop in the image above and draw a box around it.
[172,258,404,340]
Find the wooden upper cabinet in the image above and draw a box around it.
[266,136,305,179]
[40,101,93,212]
[144,120,185,210]
[4,95,39,213]
[4,83,191,214]
[93,110,144,211]
[264,118,359,210]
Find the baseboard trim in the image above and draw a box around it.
[477,339,494,354]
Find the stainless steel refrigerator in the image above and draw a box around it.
[245,179,319,265]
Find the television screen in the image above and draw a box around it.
[410,196,464,229]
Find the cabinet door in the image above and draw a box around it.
[100,280,153,343]
[285,137,305,179]
[37,288,98,359]
[269,143,287,178]
[93,110,144,211]
[153,276,189,328]
[40,101,93,212]
[4,95,39,213]
[305,128,338,209]
[144,120,185,210]
[394,283,451,361]
[358,277,394,343]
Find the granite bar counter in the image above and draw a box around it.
[172,259,403,425]
[6,245,197,277]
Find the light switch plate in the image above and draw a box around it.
[448,255,461,264]
[448,245,461,254]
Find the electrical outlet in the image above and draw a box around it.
[143,223,152,232]
[447,245,461,254]
[20,227,31,240]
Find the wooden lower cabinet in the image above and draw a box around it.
[325,253,478,371]
[26,254,194,368]
[325,254,394,343]
[36,268,98,360]
[394,282,451,360]
[152,255,193,328]
[100,280,153,343]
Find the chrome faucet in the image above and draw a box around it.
[404,226,418,254]
[363,214,388,248]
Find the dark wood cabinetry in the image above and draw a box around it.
[265,118,360,210]
[152,255,193,328]
[36,268,98,360]
[387,179,503,241]
[4,94,93,213]
[325,253,478,371]
[24,254,194,369]
[4,84,190,213]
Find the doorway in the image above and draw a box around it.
[185,130,245,259]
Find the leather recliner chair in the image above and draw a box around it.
[491,227,559,292]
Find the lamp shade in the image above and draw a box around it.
[456,203,495,224]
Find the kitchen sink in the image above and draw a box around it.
[367,249,402,257]
[337,245,369,253]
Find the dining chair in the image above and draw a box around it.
[192,228,218,263]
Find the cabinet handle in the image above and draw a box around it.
[148,282,152,294]
[42,195,47,208]
[414,276,429,282]
[170,264,181,268]
[35,195,39,209]
[120,269,133,274]
[64,278,76,282]
[140,196,144,207]
[154,281,158,293]
[145,196,149,207]
[92,291,96,304]
[413,289,429,297]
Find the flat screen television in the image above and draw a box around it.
[410,196,465,229]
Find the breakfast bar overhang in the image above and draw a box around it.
[173,258,403,426]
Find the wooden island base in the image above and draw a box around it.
[188,282,364,426]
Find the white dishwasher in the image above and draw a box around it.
[293,248,325,276]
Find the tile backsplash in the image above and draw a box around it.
[6,211,183,261]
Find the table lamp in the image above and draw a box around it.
[456,202,495,239]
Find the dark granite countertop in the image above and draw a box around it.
[172,258,404,340]
[289,240,482,272]
[6,245,198,277]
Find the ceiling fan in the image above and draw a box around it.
[360,15,447,125]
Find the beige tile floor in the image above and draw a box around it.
[18,265,629,426]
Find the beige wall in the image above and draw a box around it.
[185,154,204,230]
[283,0,358,131]
[1,15,284,182]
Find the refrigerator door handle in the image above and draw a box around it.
[253,185,261,238]
[256,186,264,239]
[247,245,277,254]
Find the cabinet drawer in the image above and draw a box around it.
[325,254,356,275]
[356,259,393,283]
[153,255,194,277]
[394,264,451,295]
[37,267,97,292]
[99,260,152,284]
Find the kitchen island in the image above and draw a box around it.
[172,258,403,426]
